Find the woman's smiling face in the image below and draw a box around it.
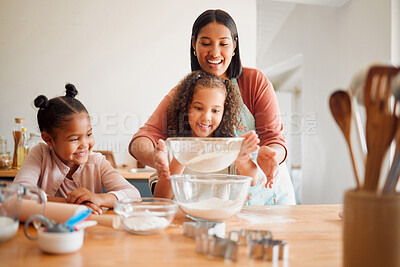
[192,21,236,79]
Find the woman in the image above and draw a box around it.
[129,9,295,205]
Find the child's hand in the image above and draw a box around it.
[66,188,104,214]
[81,201,103,215]
[153,139,170,180]
[257,146,278,188]
[236,131,260,164]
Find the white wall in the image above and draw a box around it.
[0,0,256,166]
[257,0,392,203]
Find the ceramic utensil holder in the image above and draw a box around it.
[343,190,400,267]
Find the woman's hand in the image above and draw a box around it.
[153,139,185,199]
[236,130,260,164]
[153,139,170,180]
[257,146,279,188]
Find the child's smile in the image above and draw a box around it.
[188,85,226,137]
[44,113,94,168]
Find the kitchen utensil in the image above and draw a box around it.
[364,65,400,191]
[329,90,361,188]
[114,197,178,235]
[170,174,251,222]
[24,214,72,239]
[228,229,272,246]
[166,137,244,173]
[350,95,368,158]
[90,214,122,229]
[183,221,226,238]
[348,66,370,158]
[24,222,84,254]
[64,209,91,230]
[36,228,84,254]
[194,227,287,262]
[74,220,97,230]
[343,190,400,267]
[196,234,239,261]
[348,63,391,162]
[246,237,288,261]
[0,182,46,242]
[19,199,88,223]
[383,72,400,194]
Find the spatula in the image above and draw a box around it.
[363,65,400,192]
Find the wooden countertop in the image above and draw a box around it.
[0,167,152,180]
[0,204,343,267]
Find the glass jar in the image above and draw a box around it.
[0,136,12,169]
[27,132,43,153]
[12,118,24,169]
[16,128,29,169]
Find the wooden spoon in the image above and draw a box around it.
[329,90,361,189]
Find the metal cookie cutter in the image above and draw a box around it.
[265,240,289,262]
[183,221,226,239]
[246,234,289,262]
[195,234,239,261]
[228,229,272,246]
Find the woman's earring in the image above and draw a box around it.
[194,50,197,57]
[232,52,235,57]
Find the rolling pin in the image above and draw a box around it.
[91,214,122,230]
[19,199,88,223]
[19,199,122,229]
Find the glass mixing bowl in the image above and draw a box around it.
[114,198,178,235]
[170,174,252,222]
[166,137,244,173]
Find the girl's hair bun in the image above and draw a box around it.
[34,95,49,110]
[65,83,78,98]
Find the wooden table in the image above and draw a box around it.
[0,205,343,267]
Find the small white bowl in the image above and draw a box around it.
[114,198,178,235]
[37,228,84,254]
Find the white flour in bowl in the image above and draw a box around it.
[182,152,238,172]
[123,210,170,232]
[180,197,242,221]
[0,216,19,242]
[185,152,229,165]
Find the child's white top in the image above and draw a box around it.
[14,143,140,200]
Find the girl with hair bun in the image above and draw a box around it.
[14,83,140,214]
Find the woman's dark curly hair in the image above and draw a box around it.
[167,70,241,137]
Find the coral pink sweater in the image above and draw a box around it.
[14,143,140,200]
